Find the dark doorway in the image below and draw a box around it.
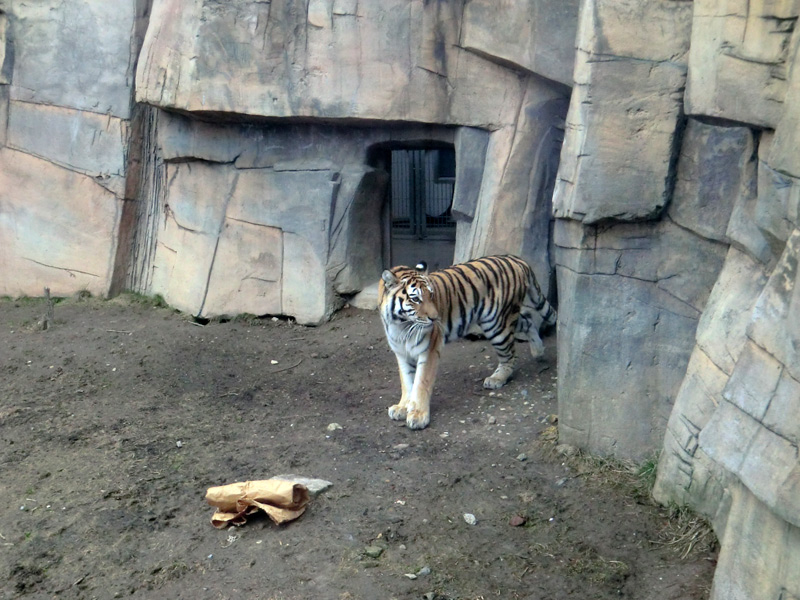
[390,147,456,270]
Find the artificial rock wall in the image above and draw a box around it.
[553,1,800,598]
[2,1,800,597]
[0,0,149,297]
[1,0,573,324]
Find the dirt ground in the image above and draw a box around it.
[0,295,717,600]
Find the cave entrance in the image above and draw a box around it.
[388,147,456,270]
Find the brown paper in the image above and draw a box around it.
[205,479,311,528]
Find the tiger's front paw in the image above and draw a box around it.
[483,374,507,390]
[388,403,407,421]
[406,409,430,430]
[484,365,514,389]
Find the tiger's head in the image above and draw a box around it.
[379,262,439,327]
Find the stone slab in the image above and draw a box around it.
[668,120,754,243]
[710,483,800,600]
[652,347,730,509]
[555,215,728,459]
[456,126,516,261]
[7,101,128,190]
[149,162,237,314]
[451,127,490,222]
[555,265,702,459]
[135,0,538,128]
[9,0,136,118]
[721,342,782,422]
[762,369,800,445]
[702,374,800,530]
[556,218,726,313]
[282,231,330,325]
[695,246,769,375]
[228,168,337,262]
[0,12,9,84]
[553,56,687,223]
[770,44,800,178]
[725,131,790,266]
[162,162,235,235]
[754,138,798,256]
[0,148,121,297]
[151,213,218,316]
[201,219,283,318]
[0,84,7,146]
[737,426,800,527]
[552,0,691,224]
[581,0,692,60]
[157,111,244,164]
[699,400,761,477]
[749,228,800,381]
[460,0,579,86]
[327,167,388,295]
[670,347,730,451]
[350,282,379,310]
[686,0,798,128]
[483,92,568,299]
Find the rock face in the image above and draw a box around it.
[686,0,798,128]
[2,0,574,321]
[552,0,692,223]
[135,0,575,128]
[0,147,123,297]
[555,217,727,458]
[0,0,148,298]
[3,0,800,596]
[550,1,800,598]
[554,1,800,600]
[127,0,573,322]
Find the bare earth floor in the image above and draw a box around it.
[0,296,716,600]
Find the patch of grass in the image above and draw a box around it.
[539,424,558,443]
[634,455,659,500]
[566,552,630,584]
[537,425,659,502]
[121,292,170,309]
[654,504,717,559]
[536,426,717,559]
[7,295,65,306]
[149,561,190,586]
[170,453,186,471]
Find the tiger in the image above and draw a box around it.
[378,254,556,430]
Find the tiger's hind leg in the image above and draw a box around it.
[482,321,519,390]
[517,294,546,361]
[529,330,545,360]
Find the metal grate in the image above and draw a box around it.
[391,149,455,240]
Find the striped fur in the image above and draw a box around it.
[379,255,556,430]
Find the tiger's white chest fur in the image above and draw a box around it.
[381,318,437,362]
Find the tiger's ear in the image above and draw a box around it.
[415,261,428,275]
[381,270,397,286]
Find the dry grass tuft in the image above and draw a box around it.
[653,505,717,559]
[567,554,631,584]
[536,424,717,559]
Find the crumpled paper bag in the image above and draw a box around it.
[206,479,310,528]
